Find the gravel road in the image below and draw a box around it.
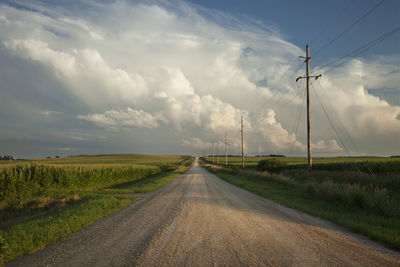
[8,159,400,266]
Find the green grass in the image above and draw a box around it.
[104,163,193,194]
[202,162,400,251]
[0,165,161,205]
[0,154,194,265]
[0,194,133,264]
[206,155,400,167]
[0,154,189,167]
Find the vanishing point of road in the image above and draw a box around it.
[8,159,400,266]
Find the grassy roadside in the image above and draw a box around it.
[104,164,193,194]
[0,194,133,264]
[201,163,400,251]
[0,157,194,265]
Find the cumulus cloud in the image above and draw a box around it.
[77,108,167,130]
[312,140,342,153]
[55,147,75,151]
[313,58,400,154]
[256,109,305,152]
[40,110,62,116]
[4,39,147,106]
[182,137,213,150]
[0,0,399,156]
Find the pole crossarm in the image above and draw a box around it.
[296,74,322,82]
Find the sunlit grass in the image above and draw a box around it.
[0,155,194,265]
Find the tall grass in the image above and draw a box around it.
[296,161,400,174]
[307,181,399,217]
[0,155,194,264]
[0,165,160,205]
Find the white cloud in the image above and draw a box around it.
[55,147,75,151]
[312,140,342,153]
[4,39,148,107]
[40,110,62,116]
[313,58,400,154]
[182,137,213,150]
[257,109,305,152]
[77,108,167,130]
[0,1,399,156]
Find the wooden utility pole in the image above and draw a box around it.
[212,143,214,164]
[296,45,321,171]
[225,132,228,167]
[217,143,219,165]
[306,45,312,171]
[241,116,244,168]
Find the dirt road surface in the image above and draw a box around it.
[8,159,400,266]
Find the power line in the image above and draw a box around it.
[289,87,307,154]
[319,26,400,74]
[310,81,352,157]
[313,0,386,57]
[310,0,357,46]
[253,57,304,115]
[314,80,359,154]
[273,85,304,114]
[254,58,306,118]
[311,81,374,176]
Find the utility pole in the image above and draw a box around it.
[217,142,219,165]
[225,132,228,167]
[296,45,321,171]
[241,116,244,168]
[212,143,214,164]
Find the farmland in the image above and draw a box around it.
[0,154,189,168]
[200,156,400,251]
[207,155,400,166]
[0,154,193,264]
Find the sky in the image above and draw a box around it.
[0,0,399,158]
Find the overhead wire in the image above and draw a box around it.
[310,81,352,157]
[289,87,307,154]
[315,80,362,156]
[312,81,375,175]
[309,0,357,46]
[313,0,386,57]
[273,85,304,114]
[317,26,400,75]
[253,57,304,115]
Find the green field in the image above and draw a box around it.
[0,154,193,265]
[206,155,400,174]
[206,155,400,166]
[0,154,189,168]
[200,156,400,251]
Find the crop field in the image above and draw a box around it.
[205,155,400,174]
[201,156,400,250]
[0,154,188,168]
[0,154,193,264]
[207,155,400,165]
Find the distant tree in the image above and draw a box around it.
[0,155,13,161]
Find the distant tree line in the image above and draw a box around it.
[0,155,14,160]
[256,154,286,157]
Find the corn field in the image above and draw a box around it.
[0,165,160,202]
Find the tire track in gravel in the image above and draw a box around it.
[7,158,400,266]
